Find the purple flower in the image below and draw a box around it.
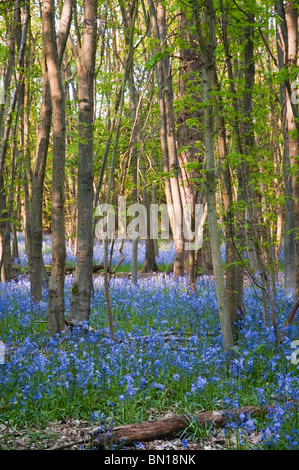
[190,376,207,393]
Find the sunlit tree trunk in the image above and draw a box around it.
[285,1,299,299]
[30,0,72,302]
[43,0,67,335]
[0,1,28,282]
[156,0,184,277]
[69,0,97,323]
[275,1,294,298]
[148,0,184,276]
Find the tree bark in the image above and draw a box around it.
[43,0,67,335]
[192,0,233,352]
[0,1,29,175]
[275,1,295,298]
[69,0,97,323]
[0,1,28,282]
[176,10,205,289]
[148,0,184,277]
[219,0,246,310]
[215,90,237,326]
[285,1,299,299]
[30,0,72,302]
[89,405,273,449]
[157,1,185,277]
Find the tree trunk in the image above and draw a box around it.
[156,1,185,277]
[176,10,205,289]
[219,0,245,310]
[192,0,233,352]
[0,173,13,281]
[43,0,67,335]
[142,171,159,273]
[275,1,295,298]
[0,1,28,282]
[148,0,184,277]
[30,0,72,302]
[69,0,97,323]
[285,1,299,299]
[216,101,237,326]
[121,3,140,284]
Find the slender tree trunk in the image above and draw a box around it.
[30,0,72,302]
[148,0,184,276]
[192,0,233,352]
[0,1,28,282]
[275,1,295,297]
[0,173,13,281]
[69,0,97,323]
[0,1,29,174]
[121,2,158,276]
[176,11,205,289]
[21,48,33,290]
[147,0,174,237]
[215,97,237,326]
[0,3,20,139]
[122,3,140,284]
[30,47,51,301]
[219,0,245,310]
[156,1,184,277]
[43,0,67,335]
[141,160,159,273]
[285,1,299,299]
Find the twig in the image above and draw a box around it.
[47,438,86,451]
[284,298,299,328]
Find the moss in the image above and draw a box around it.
[71,282,78,296]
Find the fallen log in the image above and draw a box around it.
[89,405,273,449]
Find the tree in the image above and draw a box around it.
[43,0,67,335]
[30,0,72,302]
[176,8,205,290]
[149,0,185,277]
[284,1,299,299]
[0,0,29,282]
[69,0,97,324]
[192,0,234,352]
[275,1,295,298]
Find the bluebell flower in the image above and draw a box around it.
[190,376,207,393]
[181,439,188,449]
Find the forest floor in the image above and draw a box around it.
[1,402,263,451]
[2,254,296,451]
[0,415,248,451]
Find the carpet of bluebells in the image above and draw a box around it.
[0,235,299,450]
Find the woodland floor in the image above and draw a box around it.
[0,409,261,451]
[1,265,294,451]
[0,416,244,451]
